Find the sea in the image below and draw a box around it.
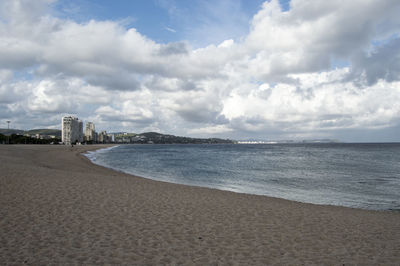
[85,143,400,211]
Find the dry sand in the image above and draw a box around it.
[0,144,399,265]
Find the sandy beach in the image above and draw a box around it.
[0,145,399,265]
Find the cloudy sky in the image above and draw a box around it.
[1,0,400,142]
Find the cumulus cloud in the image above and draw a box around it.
[244,0,400,80]
[1,0,400,141]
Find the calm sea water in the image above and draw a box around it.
[85,143,400,211]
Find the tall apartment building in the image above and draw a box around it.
[61,116,83,145]
[79,121,83,142]
[85,122,96,142]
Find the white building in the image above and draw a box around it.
[62,116,83,145]
[85,122,96,142]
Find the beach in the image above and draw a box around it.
[1,145,399,265]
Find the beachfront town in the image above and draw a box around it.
[61,116,166,145]
[61,116,235,145]
[0,116,159,145]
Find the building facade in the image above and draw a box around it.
[98,131,108,143]
[62,116,83,145]
[85,122,96,142]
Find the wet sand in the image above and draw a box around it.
[0,145,399,265]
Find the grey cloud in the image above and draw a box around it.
[0,0,52,24]
[271,52,331,77]
[349,38,400,86]
[318,114,353,121]
[226,117,305,140]
[0,77,35,105]
[294,87,314,100]
[174,104,228,125]
[27,96,79,114]
[144,76,198,91]
[174,80,197,91]
[321,123,400,143]
[0,87,19,104]
[0,104,13,119]
[257,73,300,85]
[172,93,226,124]
[0,103,59,129]
[36,63,142,91]
[177,108,218,124]
[0,45,39,69]
[228,113,355,136]
[85,73,141,91]
[157,42,189,56]
[25,114,61,128]
[214,114,229,125]
[99,114,155,125]
[92,109,158,131]
[229,116,268,132]
[317,115,355,129]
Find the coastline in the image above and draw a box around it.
[1,144,399,264]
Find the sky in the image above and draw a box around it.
[1,0,400,142]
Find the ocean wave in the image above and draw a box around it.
[84,145,120,163]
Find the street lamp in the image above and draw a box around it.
[6,121,10,144]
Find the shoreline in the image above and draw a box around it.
[1,144,399,264]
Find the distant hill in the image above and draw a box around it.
[0,128,233,144]
[0,129,25,135]
[0,128,61,137]
[26,129,61,137]
[117,132,236,144]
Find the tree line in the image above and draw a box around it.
[0,134,61,144]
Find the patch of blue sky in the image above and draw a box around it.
[253,80,265,86]
[365,33,400,56]
[12,68,36,81]
[371,33,399,48]
[249,77,265,86]
[52,0,175,42]
[330,57,350,69]
[51,0,291,46]
[278,0,291,11]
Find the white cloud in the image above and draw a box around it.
[164,26,176,33]
[188,125,233,135]
[244,0,400,79]
[223,69,400,133]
